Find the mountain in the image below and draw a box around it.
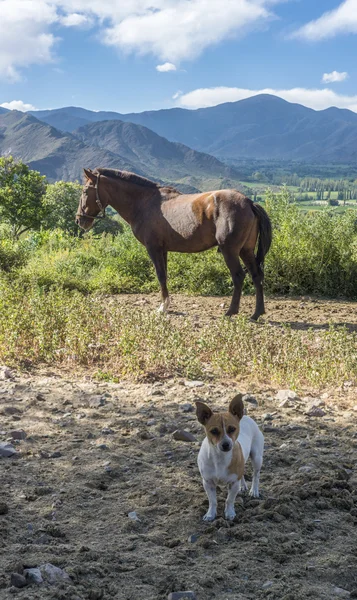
[73,119,241,185]
[0,111,141,182]
[0,107,9,115]
[0,111,242,191]
[30,95,357,163]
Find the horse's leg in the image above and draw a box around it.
[220,246,246,316]
[147,247,170,313]
[240,247,265,321]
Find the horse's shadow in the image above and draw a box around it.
[266,320,357,333]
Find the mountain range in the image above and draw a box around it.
[29,95,357,163]
[0,110,241,190]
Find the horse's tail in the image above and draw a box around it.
[251,202,272,268]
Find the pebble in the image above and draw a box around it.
[3,407,22,416]
[101,428,114,434]
[243,394,258,407]
[40,563,70,584]
[146,420,156,426]
[299,464,315,473]
[10,573,27,588]
[0,502,9,515]
[89,397,106,408]
[128,511,140,522]
[168,592,196,600]
[333,587,351,598]
[0,443,17,457]
[10,430,27,441]
[306,406,326,417]
[187,534,199,543]
[184,380,204,388]
[0,366,13,380]
[181,403,194,413]
[262,413,274,422]
[262,581,273,590]
[172,430,197,442]
[276,390,297,401]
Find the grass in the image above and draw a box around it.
[0,281,356,389]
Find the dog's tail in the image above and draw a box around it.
[251,202,272,268]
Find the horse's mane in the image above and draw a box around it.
[95,168,180,195]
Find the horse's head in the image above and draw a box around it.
[76,168,106,231]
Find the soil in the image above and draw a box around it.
[1,296,357,600]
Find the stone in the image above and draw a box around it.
[3,407,22,416]
[243,394,258,407]
[50,451,62,459]
[89,397,106,408]
[332,587,351,598]
[181,403,194,413]
[128,511,140,522]
[24,568,43,585]
[306,406,326,417]
[172,430,197,442]
[187,534,199,543]
[101,428,114,435]
[262,413,273,422]
[262,581,273,590]
[0,502,9,515]
[40,563,70,584]
[168,593,196,600]
[10,573,27,588]
[10,430,27,441]
[299,465,315,474]
[0,443,17,457]
[276,390,297,401]
[0,366,13,380]
[184,380,204,388]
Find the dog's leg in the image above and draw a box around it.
[240,476,248,492]
[225,480,240,520]
[249,453,263,498]
[202,479,217,521]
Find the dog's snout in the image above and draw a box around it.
[221,441,231,452]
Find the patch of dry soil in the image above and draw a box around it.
[1,365,357,599]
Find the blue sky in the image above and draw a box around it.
[1,0,357,114]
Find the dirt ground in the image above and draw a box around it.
[1,296,357,600]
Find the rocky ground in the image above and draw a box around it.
[0,364,357,600]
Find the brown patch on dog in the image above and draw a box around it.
[228,442,245,478]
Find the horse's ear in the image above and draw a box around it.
[229,394,244,420]
[83,168,97,183]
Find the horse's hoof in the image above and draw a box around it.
[225,310,238,317]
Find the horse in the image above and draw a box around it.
[76,168,272,320]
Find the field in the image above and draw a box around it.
[1,295,357,600]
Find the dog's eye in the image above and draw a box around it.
[210,428,220,436]
[227,426,236,434]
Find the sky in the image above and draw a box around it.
[1,0,357,114]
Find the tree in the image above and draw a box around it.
[43,180,123,236]
[0,156,47,238]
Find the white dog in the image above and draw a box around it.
[196,394,264,521]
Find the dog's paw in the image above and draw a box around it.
[224,507,236,521]
[249,487,260,498]
[202,511,216,522]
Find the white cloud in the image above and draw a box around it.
[322,71,349,83]
[0,100,37,111]
[172,90,183,100]
[291,0,357,41]
[156,62,177,72]
[175,86,357,112]
[0,0,283,80]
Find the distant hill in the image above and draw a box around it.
[0,111,242,192]
[73,119,241,185]
[0,107,9,115]
[30,94,357,163]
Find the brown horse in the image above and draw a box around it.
[76,168,272,320]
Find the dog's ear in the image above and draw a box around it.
[229,394,244,420]
[195,401,213,425]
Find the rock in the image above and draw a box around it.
[50,451,62,459]
[299,464,315,474]
[262,413,274,422]
[101,428,114,435]
[181,403,194,413]
[168,592,196,600]
[89,397,106,408]
[0,366,13,380]
[146,419,156,426]
[332,587,351,598]
[0,502,9,515]
[172,430,197,442]
[3,407,22,416]
[187,534,199,543]
[10,573,27,588]
[243,394,258,407]
[306,406,326,417]
[24,568,43,585]
[262,581,273,590]
[276,390,297,401]
[40,563,70,584]
[0,443,17,457]
[128,511,140,522]
[184,380,204,388]
[10,430,27,441]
